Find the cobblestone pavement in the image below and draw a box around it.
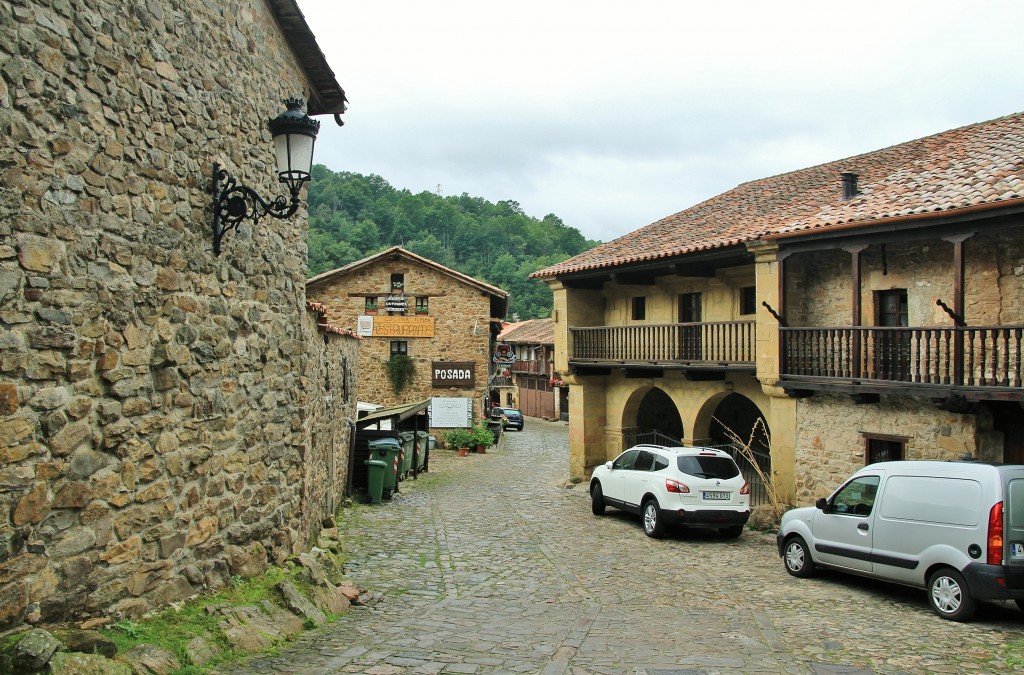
[228,419,1024,674]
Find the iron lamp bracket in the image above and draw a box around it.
[211,162,301,256]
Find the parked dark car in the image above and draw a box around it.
[491,407,524,431]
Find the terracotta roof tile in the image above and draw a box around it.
[534,111,1024,278]
[498,319,554,345]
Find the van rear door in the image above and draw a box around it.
[1005,475,1024,567]
[811,475,880,573]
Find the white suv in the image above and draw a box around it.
[590,445,751,538]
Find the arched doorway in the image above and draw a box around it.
[631,388,684,445]
[709,393,772,505]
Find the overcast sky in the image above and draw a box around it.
[299,0,1024,243]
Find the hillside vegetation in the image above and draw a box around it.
[306,166,599,320]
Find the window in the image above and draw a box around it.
[631,296,646,321]
[365,297,379,312]
[829,475,880,516]
[390,341,408,357]
[391,273,405,291]
[415,297,429,314]
[862,433,906,464]
[739,286,756,315]
[634,450,655,471]
[654,454,669,471]
[612,450,639,470]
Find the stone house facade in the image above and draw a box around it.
[495,319,560,420]
[307,247,509,430]
[0,0,358,628]
[533,112,1024,506]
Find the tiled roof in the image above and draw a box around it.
[533,111,1024,279]
[307,246,509,301]
[498,319,554,345]
[306,301,359,339]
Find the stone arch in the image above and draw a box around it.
[620,385,685,443]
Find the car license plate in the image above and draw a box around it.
[703,491,730,500]
[1012,542,1024,561]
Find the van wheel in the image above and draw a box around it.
[928,568,976,621]
[783,536,816,578]
[1015,599,1024,614]
[591,483,606,516]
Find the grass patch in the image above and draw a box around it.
[94,563,332,673]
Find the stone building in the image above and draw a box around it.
[307,247,509,429]
[495,319,562,420]
[0,0,358,628]
[533,111,1024,506]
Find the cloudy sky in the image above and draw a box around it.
[299,0,1024,243]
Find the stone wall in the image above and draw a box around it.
[0,0,351,628]
[299,307,358,548]
[792,393,999,504]
[308,256,499,425]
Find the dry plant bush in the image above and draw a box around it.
[712,416,787,524]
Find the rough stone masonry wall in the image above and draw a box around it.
[793,393,998,504]
[0,0,339,627]
[308,259,496,424]
[299,310,358,548]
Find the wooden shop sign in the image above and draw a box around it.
[371,315,435,337]
[432,361,475,388]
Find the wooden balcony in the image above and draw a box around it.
[570,321,756,369]
[510,360,550,376]
[780,325,1024,400]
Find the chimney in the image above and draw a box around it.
[840,172,859,200]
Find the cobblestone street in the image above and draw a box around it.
[229,419,1024,674]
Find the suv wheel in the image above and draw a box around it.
[928,568,976,621]
[591,483,606,516]
[642,498,664,538]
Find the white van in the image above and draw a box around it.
[777,460,1024,621]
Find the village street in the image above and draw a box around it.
[227,419,1024,674]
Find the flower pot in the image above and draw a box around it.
[476,444,486,454]
[458,447,469,457]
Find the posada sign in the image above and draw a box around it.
[431,361,475,388]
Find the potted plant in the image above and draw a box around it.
[443,428,473,457]
[364,302,378,315]
[471,423,494,453]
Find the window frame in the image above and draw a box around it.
[862,432,907,464]
[739,286,756,316]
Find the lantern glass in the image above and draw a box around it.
[274,130,316,191]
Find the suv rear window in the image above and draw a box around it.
[677,455,740,479]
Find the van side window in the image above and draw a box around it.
[830,476,880,516]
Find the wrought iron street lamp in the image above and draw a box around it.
[210,97,320,256]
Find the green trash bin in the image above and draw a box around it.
[368,437,401,499]
[364,458,387,504]
[414,431,430,474]
[398,431,415,479]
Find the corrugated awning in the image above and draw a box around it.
[355,399,431,428]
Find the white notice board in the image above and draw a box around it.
[430,397,472,428]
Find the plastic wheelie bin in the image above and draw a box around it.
[368,437,401,499]
[364,457,387,504]
[398,431,415,479]
[414,431,430,474]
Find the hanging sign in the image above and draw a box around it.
[493,343,516,364]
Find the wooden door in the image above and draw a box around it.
[679,292,703,360]
[874,290,909,381]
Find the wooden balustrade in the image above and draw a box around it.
[780,325,1024,389]
[570,321,755,366]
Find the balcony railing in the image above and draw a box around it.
[570,321,756,366]
[510,360,549,376]
[781,326,1024,390]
